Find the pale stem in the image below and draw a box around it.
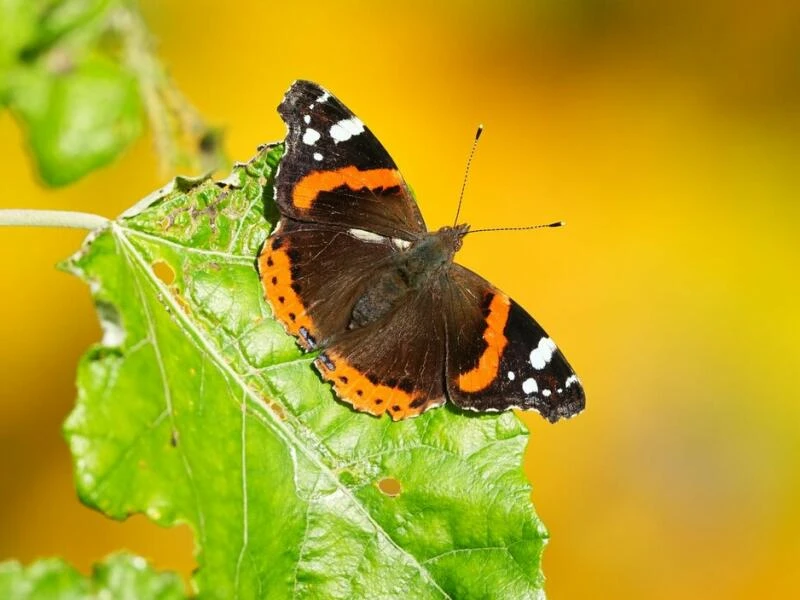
[0,209,109,230]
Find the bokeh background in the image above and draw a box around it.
[2,1,799,597]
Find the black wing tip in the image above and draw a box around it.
[279,80,332,117]
[286,79,325,95]
[539,387,586,424]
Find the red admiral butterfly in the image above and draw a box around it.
[258,80,585,422]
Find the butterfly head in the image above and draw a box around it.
[407,224,470,275]
[435,223,470,255]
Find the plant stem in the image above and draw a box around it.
[0,209,109,230]
[110,1,228,175]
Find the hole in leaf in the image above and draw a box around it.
[152,260,175,285]
[96,301,125,347]
[377,477,402,497]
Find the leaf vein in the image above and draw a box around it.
[118,226,209,542]
[122,226,256,263]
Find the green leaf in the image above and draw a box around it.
[63,144,549,598]
[7,55,142,186]
[0,553,185,599]
[27,0,113,53]
[0,0,37,72]
[0,0,114,104]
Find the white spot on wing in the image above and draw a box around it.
[392,238,412,250]
[313,152,323,161]
[330,117,365,143]
[529,337,557,370]
[303,115,311,124]
[302,128,320,145]
[565,374,580,388]
[348,228,385,243]
[318,91,330,103]
[542,389,552,397]
[507,371,516,381]
[522,378,537,395]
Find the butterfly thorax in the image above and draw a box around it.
[406,223,468,273]
[348,224,469,330]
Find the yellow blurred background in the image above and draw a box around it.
[2,0,799,597]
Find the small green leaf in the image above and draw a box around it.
[0,554,185,600]
[63,144,549,598]
[7,55,142,186]
[0,0,113,103]
[29,0,112,52]
[0,0,38,73]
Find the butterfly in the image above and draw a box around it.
[257,80,585,422]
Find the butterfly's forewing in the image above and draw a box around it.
[275,80,426,239]
[443,265,585,422]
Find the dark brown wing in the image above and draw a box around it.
[313,285,447,421]
[275,80,426,240]
[257,220,398,349]
[443,265,585,423]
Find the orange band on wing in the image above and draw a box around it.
[457,293,511,393]
[258,237,318,349]
[292,167,403,210]
[315,352,441,420]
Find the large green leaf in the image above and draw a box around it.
[0,554,185,599]
[63,144,549,599]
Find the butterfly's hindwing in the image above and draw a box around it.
[314,283,447,420]
[444,265,585,422]
[258,220,403,349]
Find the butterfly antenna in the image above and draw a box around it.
[467,221,565,234]
[453,124,483,226]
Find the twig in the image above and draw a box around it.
[110,1,227,175]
